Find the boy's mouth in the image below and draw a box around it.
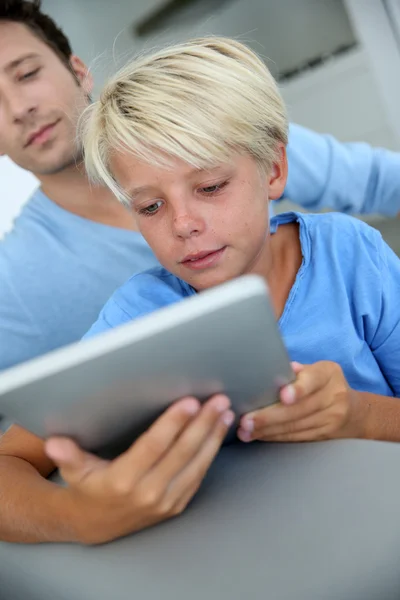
[180,247,226,270]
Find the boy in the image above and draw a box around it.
[81,37,400,447]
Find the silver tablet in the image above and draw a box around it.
[0,275,294,453]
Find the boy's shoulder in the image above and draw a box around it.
[297,211,384,265]
[82,268,195,340]
[111,267,194,319]
[298,211,381,240]
[123,266,190,292]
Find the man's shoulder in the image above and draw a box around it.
[0,189,55,256]
[0,198,58,283]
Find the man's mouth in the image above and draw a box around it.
[25,120,60,147]
[180,247,226,270]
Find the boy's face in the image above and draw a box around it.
[111,148,287,290]
[0,21,93,176]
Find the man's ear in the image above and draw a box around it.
[69,55,94,97]
[267,143,288,200]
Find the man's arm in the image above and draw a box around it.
[284,123,400,217]
[0,425,77,543]
[0,397,233,544]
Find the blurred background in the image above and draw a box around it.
[2,0,400,249]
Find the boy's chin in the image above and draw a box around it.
[184,269,241,292]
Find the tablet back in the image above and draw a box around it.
[0,275,293,452]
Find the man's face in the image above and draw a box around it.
[0,22,93,176]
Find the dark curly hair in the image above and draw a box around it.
[0,0,73,67]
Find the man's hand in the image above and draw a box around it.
[45,395,234,545]
[238,361,363,443]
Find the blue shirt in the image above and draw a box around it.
[0,189,158,370]
[1,123,400,371]
[285,124,400,216]
[85,212,400,398]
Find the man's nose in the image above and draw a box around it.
[7,89,37,124]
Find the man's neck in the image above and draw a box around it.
[38,163,138,231]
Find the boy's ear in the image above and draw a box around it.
[267,144,288,200]
[69,55,94,97]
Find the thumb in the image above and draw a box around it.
[45,437,106,486]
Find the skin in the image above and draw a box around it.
[0,21,136,228]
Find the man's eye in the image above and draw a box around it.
[140,200,163,216]
[20,68,40,81]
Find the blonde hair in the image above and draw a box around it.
[81,37,288,203]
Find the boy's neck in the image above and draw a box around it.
[38,162,138,231]
[258,222,302,320]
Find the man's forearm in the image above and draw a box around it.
[353,391,400,442]
[0,456,77,543]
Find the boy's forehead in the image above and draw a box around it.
[110,150,239,200]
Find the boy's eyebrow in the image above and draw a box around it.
[127,185,153,202]
[126,166,225,200]
[4,53,40,73]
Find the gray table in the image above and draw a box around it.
[1,439,400,600]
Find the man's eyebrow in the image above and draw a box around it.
[4,53,40,73]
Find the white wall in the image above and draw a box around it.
[41,0,168,95]
[40,0,357,86]
[1,0,399,235]
[281,47,397,150]
[145,0,356,78]
[32,0,400,148]
[0,158,38,239]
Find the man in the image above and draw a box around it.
[1,0,400,371]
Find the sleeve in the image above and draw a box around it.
[82,297,134,340]
[368,236,400,396]
[283,123,400,217]
[82,274,164,341]
[82,271,189,340]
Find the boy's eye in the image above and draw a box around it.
[200,181,228,194]
[140,200,163,216]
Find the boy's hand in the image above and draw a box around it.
[45,395,234,545]
[238,361,363,443]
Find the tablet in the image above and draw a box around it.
[0,274,294,453]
